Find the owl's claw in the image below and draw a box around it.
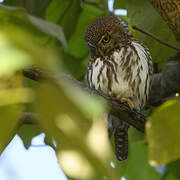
[116,96,134,110]
[121,98,134,110]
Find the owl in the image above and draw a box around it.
[84,16,153,161]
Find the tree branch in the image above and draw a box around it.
[132,25,180,51]
[22,53,180,133]
[62,74,146,133]
[148,53,180,105]
[23,68,146,133]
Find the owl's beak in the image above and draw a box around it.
[98,48,104,56]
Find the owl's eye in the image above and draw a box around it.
[102,35,110,43]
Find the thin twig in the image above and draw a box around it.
[132,25,180,51]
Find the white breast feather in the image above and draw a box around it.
[89,41,152,110]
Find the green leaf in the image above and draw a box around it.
[60,50,87,79]
[45,0,70,23]
[61,3,105,78]
[164,173,177,180]
[18,124,41,149]
[0,5,63,154]
[36,80,120,179]
[36,80,105,135]
[0,5,67,48]
[0,74,25,154]
[126,0,178,69]
[58,0,82,40]
[0,10,61,73]
[67,4,105,59]
[0,33,33,76]
[0,104,22,154]
[119,140,161,180]
[166,160,180,179]
[28,15,67,48]
[4,0,51,18]
[113,0,126,9]
[0,29,35,155]
[146,99,180,166]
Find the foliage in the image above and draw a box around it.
[0,0,179,179]
[126,0,178,69]
[146,99,180,166]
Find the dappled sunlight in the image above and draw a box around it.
[0,88,33,106]
[0,33,32,76]
[147,98,180,166]
[58,150,94,180]
[149,160,158,167]
[87,115,112,160]
[55,114,79,134]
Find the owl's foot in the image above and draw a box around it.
[116,96,134,110]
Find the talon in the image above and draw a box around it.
[121,98,134,109]
[116,96,134,110]
[115,95,121,101]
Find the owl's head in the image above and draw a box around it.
[84,16,132,57]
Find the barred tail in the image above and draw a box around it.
[114,125,129,161]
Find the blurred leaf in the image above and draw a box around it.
[166,160,180,180]
[146,99,180,166]
[0,28,38,154]
[60,50,87,79]
[44,134,56,150]
[36,80,120,179]
[0,33,33,76]
[0,14,60,73]
[59,150,96,179]
[119,140,161,180]
[0,4,67,48]
[0,88,33,106]
[113,0,126,9]
[128,127,145,143]
[126,0,177,69]
[164,173,177,180]
[28,15,67,48]
[36,80,102,135]
[0,104,22,154]
[0,5,62,154]
[4,0,51,18]
[66,176,78,180]
[0,74,24,154]
[18,124,41,149]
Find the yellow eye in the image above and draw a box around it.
[102,35,110,43]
